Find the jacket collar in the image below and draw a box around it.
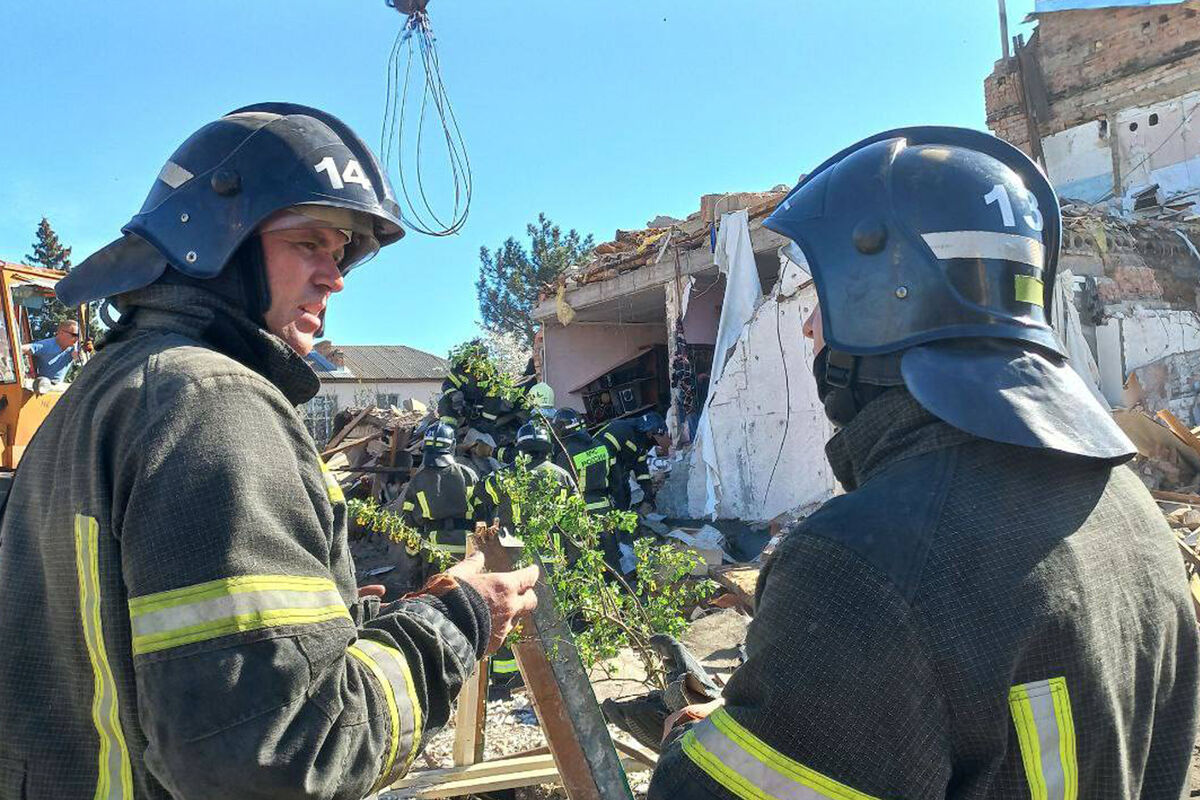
[112,282,320,406]
[824,389,972,491]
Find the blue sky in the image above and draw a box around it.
[0,1,1035,357]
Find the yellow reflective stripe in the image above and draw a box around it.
[128,575,350,656]
[682,708,880,800]
[447,372,464,388]
[1014,274,1044,305]
[73,514,134,800]
[348,639,423,792]
[318,460,345,504]
[625,440,638,452]
[603,432,620,450]
[492,658,520,674]
[439,415,459,424]
[485,480,500,506]
[1009,677,1077,800]
[416,491,433,520]
[585,498,611,511]
[402,501,415,512]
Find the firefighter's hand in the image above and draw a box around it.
[662,698,724,743]
[447,552,539,654]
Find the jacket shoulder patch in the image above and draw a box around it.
[796,447,957,600]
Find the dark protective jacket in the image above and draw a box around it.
[436,370,520,435]
[475,457,577,534]
[0,284,489,800]
[399,456,479,556]
[554,430,612,513]
[650,389,1199,800]
[596,418,652,508]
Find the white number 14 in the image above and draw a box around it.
[314,157,373,191]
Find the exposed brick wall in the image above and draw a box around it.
[985,1,1200,147]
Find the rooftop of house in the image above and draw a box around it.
[307,342,448,382]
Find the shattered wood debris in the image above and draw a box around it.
[551,187,790,290]
[322,403,430,497]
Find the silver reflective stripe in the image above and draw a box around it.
[348,638,422,792]
[1009,677,1078,800]
[683,708,880,800]
[73,514,134,800]
[922,230,1045,267]
[157,160,194,189]
[131,588,346,638]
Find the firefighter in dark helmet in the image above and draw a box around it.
[650,127,1199,800]
[0,104,539,799]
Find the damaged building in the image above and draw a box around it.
[534,0,1200,524]
[534,192,836,523]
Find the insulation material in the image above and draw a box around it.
[1052,269,1109,406]
[685,278,835,521]
[695,210,764,517]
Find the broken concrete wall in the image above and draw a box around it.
[1061,213,1200,420]
[658,262,835,522]
[986,2,1200,150]
[1044,121,1116,202]
[1116,88,1200,209]
[541,321,667,412]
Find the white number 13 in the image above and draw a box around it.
[983,183,1043,231]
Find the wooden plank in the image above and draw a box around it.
[709,565,760,614]
[612,738,658,769]
[476,524,634,800]
[392,755,652,799]
[324,407,372,452]
[320,431,384,460]
[1156,409,1200,460]
[1151,489,1200,506]
[452,539,488,767]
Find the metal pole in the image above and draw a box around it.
[999,0,1011,60]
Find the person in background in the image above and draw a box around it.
[22,319,86,385]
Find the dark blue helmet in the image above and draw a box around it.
[634,411,667,437]
[551,407,583,436]
[766,126,1132,463]
[422,422,456,454]
[765,126,1061,357]
[59,103,405,306]
[515,421,552,455]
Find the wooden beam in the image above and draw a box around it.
[1151,489,1200,506]
[324,407,372,453]
[321,431,384,459]
[453,540,489,767]
[1156,410,1200,461]
[390,752,651,799]
[476,525,634,800]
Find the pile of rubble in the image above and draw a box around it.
[322,403,432,502]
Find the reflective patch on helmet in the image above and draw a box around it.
[157,161,194,189]
[1014,274,1044,305]
[922,231,1044,268]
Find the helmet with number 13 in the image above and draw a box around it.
[764,126,1133,462]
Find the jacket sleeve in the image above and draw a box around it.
[649,530,953,800]
[118,371,485,800]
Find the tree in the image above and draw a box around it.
[25,217,72,272]
[476,214,594,346]
[24,218,78,341]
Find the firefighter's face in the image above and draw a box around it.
[260,227,347,356]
